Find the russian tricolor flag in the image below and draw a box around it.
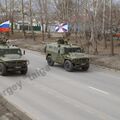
[0,21,10,32]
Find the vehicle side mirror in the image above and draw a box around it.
[58,49,60,54]
[23,50,25,55]
[81,48,84,53]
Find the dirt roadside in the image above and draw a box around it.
[91,55,120,70]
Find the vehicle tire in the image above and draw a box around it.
[47,56,54,66]
[81,66,89,71]
[64,60,73,72]
[0,63,7,76]
[21,67,28,75]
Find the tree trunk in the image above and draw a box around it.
[44,0,48,32]
[38,0,45,41]
[90,0,98,54]
[102,0,107,48]
[110,0,114,55]
[10,0,14,35]
[29,0,35,41]
[22,0,26,38]
[5,0,8,20]
[41,18,45,41]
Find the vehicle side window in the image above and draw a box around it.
[17,49,22,55]
[0,49,4,56]
[60,48,64,54]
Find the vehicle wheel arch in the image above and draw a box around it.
[0,63,7,76]
[46,54,51,59]
[64,60,73,72]
[0,62,6,66]
[46,55,54,66]
[64,59,72,64]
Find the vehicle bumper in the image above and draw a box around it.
[73,63,89,69]
[6,66,27,72]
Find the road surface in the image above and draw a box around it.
[0,50,120,120]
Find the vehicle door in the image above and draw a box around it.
[56,47,64,64]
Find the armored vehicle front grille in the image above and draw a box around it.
[7,61,26,67]
[73,58,89,63]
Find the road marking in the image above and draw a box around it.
[89,86,110,95]
[33,84,114,120]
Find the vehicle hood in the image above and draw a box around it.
[0,54,27,62]
[67,53,89,59]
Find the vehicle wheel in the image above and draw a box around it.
[0,63,7,76]
[47,56,54,66]
[81,66,89,71]
[64,60,73,72]
[21,67,28,75]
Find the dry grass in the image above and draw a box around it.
[9,31,120,55]
[9,32,120,70]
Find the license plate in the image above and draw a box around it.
[15,66,21,69]
[81,63,86,66]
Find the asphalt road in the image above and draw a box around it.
[0,50,120,120]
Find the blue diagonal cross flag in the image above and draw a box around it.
[55,23,68,33]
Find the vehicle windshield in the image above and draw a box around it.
[0,49,22,55]
[64,48,81,53]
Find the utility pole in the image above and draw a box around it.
[110,0,114,55]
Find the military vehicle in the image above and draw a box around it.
[0,34,28,76]
[45,39,90,72]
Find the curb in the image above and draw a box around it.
[0,96,32,120]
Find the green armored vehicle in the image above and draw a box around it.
[0,38,28,76]
[45,39,90,72]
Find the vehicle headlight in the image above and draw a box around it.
[26,60,30,65]
[86,59,89,62]
[23,61,27,65]
[5,62,10,66]
[72,59,79,63]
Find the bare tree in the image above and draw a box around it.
[102,0,107,48]
[22,0,26,37]
[89,0,100,54]
[0,0,118,55]
[110,0,114,55]
[5,0,8,20]
[44,0,48,32]
[38,0,45,41]
[29,0,35,41]
[10,0,15,34]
